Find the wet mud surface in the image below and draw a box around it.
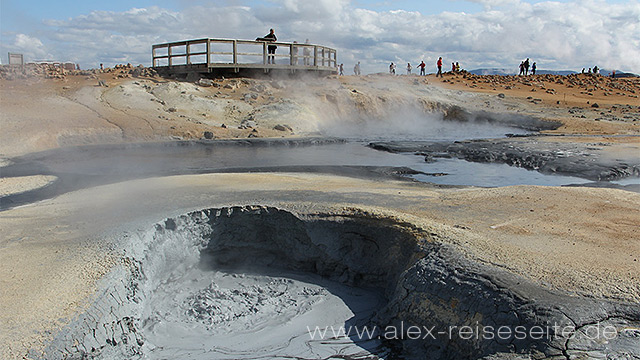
[370,135,640,186]
[3,135,638,210]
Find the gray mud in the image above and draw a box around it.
[370,135,640,185]
[43,206,640,360]
[4,135,635,210]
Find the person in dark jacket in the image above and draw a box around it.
[262,29,277,64]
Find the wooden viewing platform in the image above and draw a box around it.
[152,38,338,77]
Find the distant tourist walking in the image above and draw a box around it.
[339,63,344,76]
[292,41,298,65]
[354,61,361,75]
[418,60,426,75]
[455,62,460,72]
[303,39,311,65]
[261,29,277,64]
[452,62,456,72]
[436,57,443,77]
[519,62,525,75]
[524,58,530,75]
[531,62,536,75]
[389,62,396,75]
[407,63,412,75]
[593,65,599,74]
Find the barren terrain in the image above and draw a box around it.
[0,65,638,359]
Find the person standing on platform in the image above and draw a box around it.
[303,39,311,65]
[262,29,277,64]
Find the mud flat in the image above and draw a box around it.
[0,175,57,198]
[1,173,638,359]
[370,135,640,184]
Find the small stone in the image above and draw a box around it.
[197,79,214,87]
[242,120,257,128]
[243,93,259,101]
[591,103,599,108]
[497,93,505,98]
[273,124,293,132]
[203,131,214,139]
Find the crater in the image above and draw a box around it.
[43,206,640,360]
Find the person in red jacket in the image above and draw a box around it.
[436,57,443,77]
[418,60,426,76]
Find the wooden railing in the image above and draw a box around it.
[152,38,337,70]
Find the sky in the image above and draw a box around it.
[1,0,639,74]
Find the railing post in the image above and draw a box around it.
[152,46,156,67]
[263,41,267,65]
[186,42,191,65]
[168,45,173,67]
[206,39,211,68]
[313,46,318,67]
[290,43,294,66]
[233,40,238,65]
[321,48,325,66]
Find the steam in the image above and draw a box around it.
[318,108,528,141]
[277,75,532,140]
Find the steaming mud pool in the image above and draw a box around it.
[41,206,640,360]
[2,132,639,359]
[2,137,637,210]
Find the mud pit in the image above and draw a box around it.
[44,206,639,360]
[2,74,639,359]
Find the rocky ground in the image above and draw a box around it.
[0,65,639,359]
[2,64,639,159]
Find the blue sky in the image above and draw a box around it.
[1,0,639,73]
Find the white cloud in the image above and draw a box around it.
[466,0,521,9]
[0,33,52,61]
[2,0,638,73]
